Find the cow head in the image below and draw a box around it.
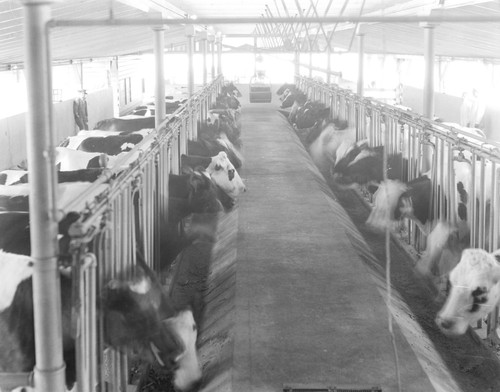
[295,103,329,130]
[436,248,500,336]
[207,151,246,198]
[102,266,202,391]
[186,170,224,214]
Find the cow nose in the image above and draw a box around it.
[436,315,454,331]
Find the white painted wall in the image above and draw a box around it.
[402,86,500,142]
[0,88,114,170]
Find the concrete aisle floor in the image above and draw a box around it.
[230,85,434,392]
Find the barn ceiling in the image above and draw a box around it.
[1,0,500,69]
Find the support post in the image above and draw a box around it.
[109,56,120,117]
[216,33,222,75]
[422,22,436,120]
[200,31,208,85]
[186,26,195,97]
[421,18,437,172]
[357,29,365,96]
[153,27,166,126]
[209,33,216,80]
[326,45,331,84]
[21,1,66,391]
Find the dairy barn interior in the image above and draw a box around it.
[2,0,500,391]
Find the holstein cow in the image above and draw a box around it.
[0,250,202,391]
[365,173,432,233]
[221,81,242,99]
[286,92,308,125]
[187,134,243,170]
[181,151,246,201]
[162,170,224,266]
[0,182,94,212]
[435,247,500,336]
[280,88,301,109]
[55,147,109,171]
[94,117,156,133]
[331,144,403,193]
[307,119,354,171]
[0,210,80,259]
[276,83,296,98]
[0,168,105,185]
[60,129,152,150]
[289,101,329,133]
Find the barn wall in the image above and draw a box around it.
[402,86,500,142]
[0,88,114,171]
[117,57,146,115]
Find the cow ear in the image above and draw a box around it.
[492,249,500,263]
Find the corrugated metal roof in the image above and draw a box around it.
[1,0,500,68]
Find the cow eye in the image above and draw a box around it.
[470,286,488,313]
[445,278,451,296]
[215,164,222,171]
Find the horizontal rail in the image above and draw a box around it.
[49,15,500,28]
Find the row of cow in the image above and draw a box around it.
[0,81,245,391]
[277,83,500,340]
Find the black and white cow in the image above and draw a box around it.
[0,250,202,391]
[307,119,355,171]
[435,247,500,336]
[181,151,246,210]
[162,169,224,266]
[0,168,105,185]
[0,182,93,212]
[331,145,403,193]
[55,147,110,171]
[94,117,156,133]
[365,174,432,232]
[187,134,243,170]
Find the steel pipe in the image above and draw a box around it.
[211,39,215,80]
[50,14,500,28]
[153,27,166,126]
[357,32,365,95]
[187,30,195,97]
[201,37,208,85]
[21,1,66,391]
[422,22,436,171]
[217,35,222,75]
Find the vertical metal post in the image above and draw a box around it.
[210,34,216,80]
[217,33,222,75]
[357,31,365,96]
[326,45,331,84]
[200,31,208,85]
[21,2,66,391]
[421,22,436,171]
[153,27,166,127]
[422,22,435,120]
[110,56,120,117]
[186,26,195,97]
